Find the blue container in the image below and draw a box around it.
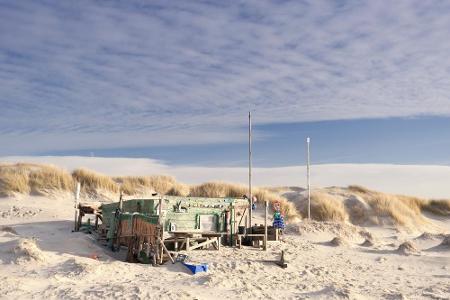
[182,262,208,274]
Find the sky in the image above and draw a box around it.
[2,0,450,167]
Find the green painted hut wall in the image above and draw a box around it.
[101,198,157,230]
[101,196,248,234]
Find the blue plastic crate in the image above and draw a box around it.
[182,262,208,274]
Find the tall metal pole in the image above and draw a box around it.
[306,137,311,220]
[74,182,81,231]
[248,111,253,230]
[264,200,268,251]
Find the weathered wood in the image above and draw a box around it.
[188,238,218,251]
[240,233,265,237]
[179,240,186,251]
[200,232,223,237]
[77,213,82,232]
[275,250,287,268]
[159,238,174,263]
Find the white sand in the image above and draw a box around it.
[0,193,449,299]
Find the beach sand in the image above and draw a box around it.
[0,193,449,300]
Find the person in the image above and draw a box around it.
[251,196,258,210]
[272,201,285,230]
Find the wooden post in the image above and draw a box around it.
[264,200,268,251]
[158,197,163,219]
[158,198,164,264]
[119,189,123,211]
[74,182,81,231]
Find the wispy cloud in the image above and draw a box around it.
[2,0,450,153]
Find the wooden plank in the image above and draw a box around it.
[179,240,186,251]
[189,238,218,251]
[238,233,265,237]
[200,232,224,237]
[159,238,175,264]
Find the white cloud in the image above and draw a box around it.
[2,156,450,199]
[2,1,450,152]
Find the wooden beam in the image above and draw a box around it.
[159,238,174,264]
[188,238,218,251]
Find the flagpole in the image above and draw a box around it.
[248,111,253,230]
[307,137,311,220]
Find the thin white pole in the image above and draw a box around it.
[74,182,81,231]
[248,111,253,230]
[306,137,311,220]
[264,200,268,251]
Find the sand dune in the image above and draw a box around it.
[3,156,450,198]
[285,186,450,232]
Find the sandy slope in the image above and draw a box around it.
[0,194,449,300]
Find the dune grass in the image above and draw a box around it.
[189,182,246,198]
[422,199,450,216]
[28,165,74,195]
[293,185,450,226]
[348,185,370,194]
[72,168,118,194]
[166,183,190,196]
[2,163,449,226]
[0,163,74,196]
[298,191,348,222]
[364,192,423,226]
[189,182,299,220]
[0,164,30,196]
[346,185,450,226]
[115,175,190,196]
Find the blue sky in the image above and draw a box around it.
[1,1,450,166]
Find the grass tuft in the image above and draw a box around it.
[0,164,30,196]
[348,185,370,193]
[29,165,74,195]
[298,191,348,222]
[345,186,433,227]
[115,175,187,196]
[72,168,118,194]
[422,199,450,216]
[189,182,246,198]
[0,163,74,196]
